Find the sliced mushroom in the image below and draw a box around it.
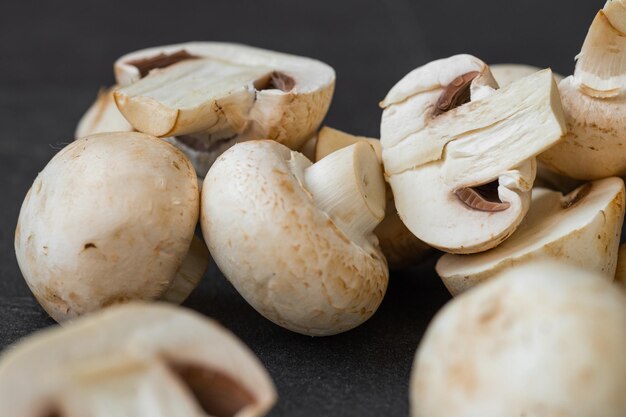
[201,140,388,336]
[0,303,276,417]
[14,132,206,322]
[490,63,564,87]
[411,261,626,417]
[313,126,432,269]
[380,55,566,253]
[540,1,626,180]
[437,178,626,295]
[75,87,134,138]
[112,42,335,177]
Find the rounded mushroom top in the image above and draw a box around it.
[411,261,626,417]
[202,140,388,335]
[15,132,199,322]
[0,303,276,417]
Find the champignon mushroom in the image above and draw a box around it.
[75,87,134,138]
[540,1,626,180]
[411,261,626,417]
[380,55,566,253]
[313,126,432,269]
[112,42,335,177]
[0,303,276,417]
[436,177,625,295]
[201,140,388,336]
[490,63,564,87]
[15,132,207,322]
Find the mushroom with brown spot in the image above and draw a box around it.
[411,261,626,417]
[0,303,276,417]
[436,177,626,295]
[14,132,208,322]
[201,140,388,336]
[380,55,566,254]
[540,1,626,180]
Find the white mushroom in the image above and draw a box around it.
[314,126,432,269]
[15,132,207,322]
[540,1,626,180]
[112,42,335,177]
[490,63,564,87]
[0,303,276,417]
[201,140,388,336]
[75,87,134,138]
[411,261,626,417]
[380,55,566,253]
[437,177,626,295]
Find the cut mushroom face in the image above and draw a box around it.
[314,126,432,269]
[380,55,566,253]
[0,303,276,417]
[540,1,626,180]
[75,87,134,138]
[112,42,335,176]
[201,140,388,336]
[14,132,206,322]
[437,177,626,295]
[411,261,626,417]
[490,63,564,87]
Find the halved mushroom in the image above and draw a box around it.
[112,42,335,177]
[314,126,432,269]
[0,303,276,417]
[15,132,207,322]
[436,177,625,295]
[411,261,626,417]
[75,87,134,138]
[540,1,626,180]
[490,63,564,87]
[201,140,388,336]
[380,55,566,253]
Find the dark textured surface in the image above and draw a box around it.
[0,0,600,415]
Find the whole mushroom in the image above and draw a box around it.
[0,303,276,417]
[15,132,207,322]
[540,0,626,180]
[437,177,626,295]
[380,55,566,253]
[411,261,626,417]
[201,140,388,336]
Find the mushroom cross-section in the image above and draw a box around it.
[380,54,566,253]
[540,1,626,180]
[436,177,626,295]
[411,261,626,417]
[14,132,207,322]
[112,42,335,177]
[0,303,276,417]
[201,140,388,336]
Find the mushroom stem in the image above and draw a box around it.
[160,236,209,304]
[303,142,386,242]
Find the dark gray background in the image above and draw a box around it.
[0,1,601,415]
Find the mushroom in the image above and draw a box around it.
[380,55,566,253]
[540,1,626,180]
[75,87,134,138]
[490,63,564,87]
[0,303,276,417]
[411,261,626,417]
[314,126,432,269]
[112,42,335,177]
[15,132,207,322]
[201,140,388,336]
[436,177,626,295]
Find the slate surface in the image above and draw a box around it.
[0,0,600,415]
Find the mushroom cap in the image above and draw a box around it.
[201,140,388,336]
[15,132,200,321]
[490,63,564,87]
[540,76,626,180]
[381,55,565,253]
[114,42,335,151]
[437,177,626,295]
[411,261,626,417]
[74,87,134,139]
[0,303,276,417]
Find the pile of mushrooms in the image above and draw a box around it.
[7,1,626,413]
